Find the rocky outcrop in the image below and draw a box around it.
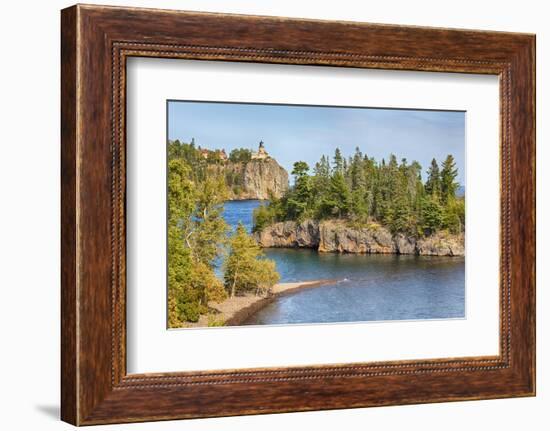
[238,158,288,200]
[416,232,464,256]
[210,158,289,200]
[255,219,464,257]
[318,220,395,253]
[255,219,320,248]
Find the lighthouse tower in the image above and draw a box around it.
[251,141,269,160]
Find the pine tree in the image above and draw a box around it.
[333,148,344,175]
[348,147,369,221]
[390,195,411,234]
[421,195,444,234]
[224,224,279,297]
[312,155,331,218]
[328,172,351,218]
[249,145,463,238]
[287,161,312,220]
[191,261,227,306]
[440,154,459,203]
[252,202,275,232]
[253,259,280,296]
[425,158,442,198]
[442,198,465,234]
[168,224,198,324]
[350,147,364,190]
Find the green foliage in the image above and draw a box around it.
[253,202,277,232]
[168,138,200,167]
[224,224,280,297]
[167,140,231,326]
[326,172,351,218]
[286,161,312,220]
[440,154,459,203]
[193,175,229,266]
[207,315,226,327]
[421,195,444,234]
[252,147,463,239]
[442,197,465,234]
[168,223,200,323]
[229,148,252,163]
[168,140,255,193]
[333,147,344,175]
[254,259,280,296]
[425,158,441,197]
[167,138,463,325]
[389,195,412,234]
[167,140,283,324]
[167,158,199,323]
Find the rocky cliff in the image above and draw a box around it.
[255,219,464,257]
[209,158,289,200]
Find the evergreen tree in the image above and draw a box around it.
[252,202,275,232]
[229,148,252,163]
[390,195,412,234]
[442,198,465,234]
[349,147,364,190]
[425,158,442,198]
[249,146,463,239]
[311,155,332,218]
[421,195,444,234]
[348,147,370,221]
[168,224,197,324]
[191,261,227,307]
[333,148,344,175]
[314,155,331,178]
[286,161,312,220]
[327,172,351,218]
[224,224,279,297]
[253,259,280,296]
[440,154,459,203]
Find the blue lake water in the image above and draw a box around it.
[222,200,465,325]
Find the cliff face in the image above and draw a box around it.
[255,219,320,248]
[238,158,289,200]
[255,219,464,257]
[210,158,289,200]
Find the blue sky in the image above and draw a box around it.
[168,101,465,185]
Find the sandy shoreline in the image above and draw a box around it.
[271,279,339,295]
[182,279,338,328]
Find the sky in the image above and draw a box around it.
[168,101,465,185]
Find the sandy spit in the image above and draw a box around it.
[180,279,338,328]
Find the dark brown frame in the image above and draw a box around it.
[61,4,536,426]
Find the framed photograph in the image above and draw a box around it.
[61,4,535,425]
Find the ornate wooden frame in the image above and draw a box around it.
[61,4,536,425]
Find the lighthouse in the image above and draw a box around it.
[251,141,269,160]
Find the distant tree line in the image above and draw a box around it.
[253,147,464,237]
[169,139,257,199]
[228,148,252,163]
[167,140,279,326]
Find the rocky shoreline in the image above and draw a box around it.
[255,219,464,257]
